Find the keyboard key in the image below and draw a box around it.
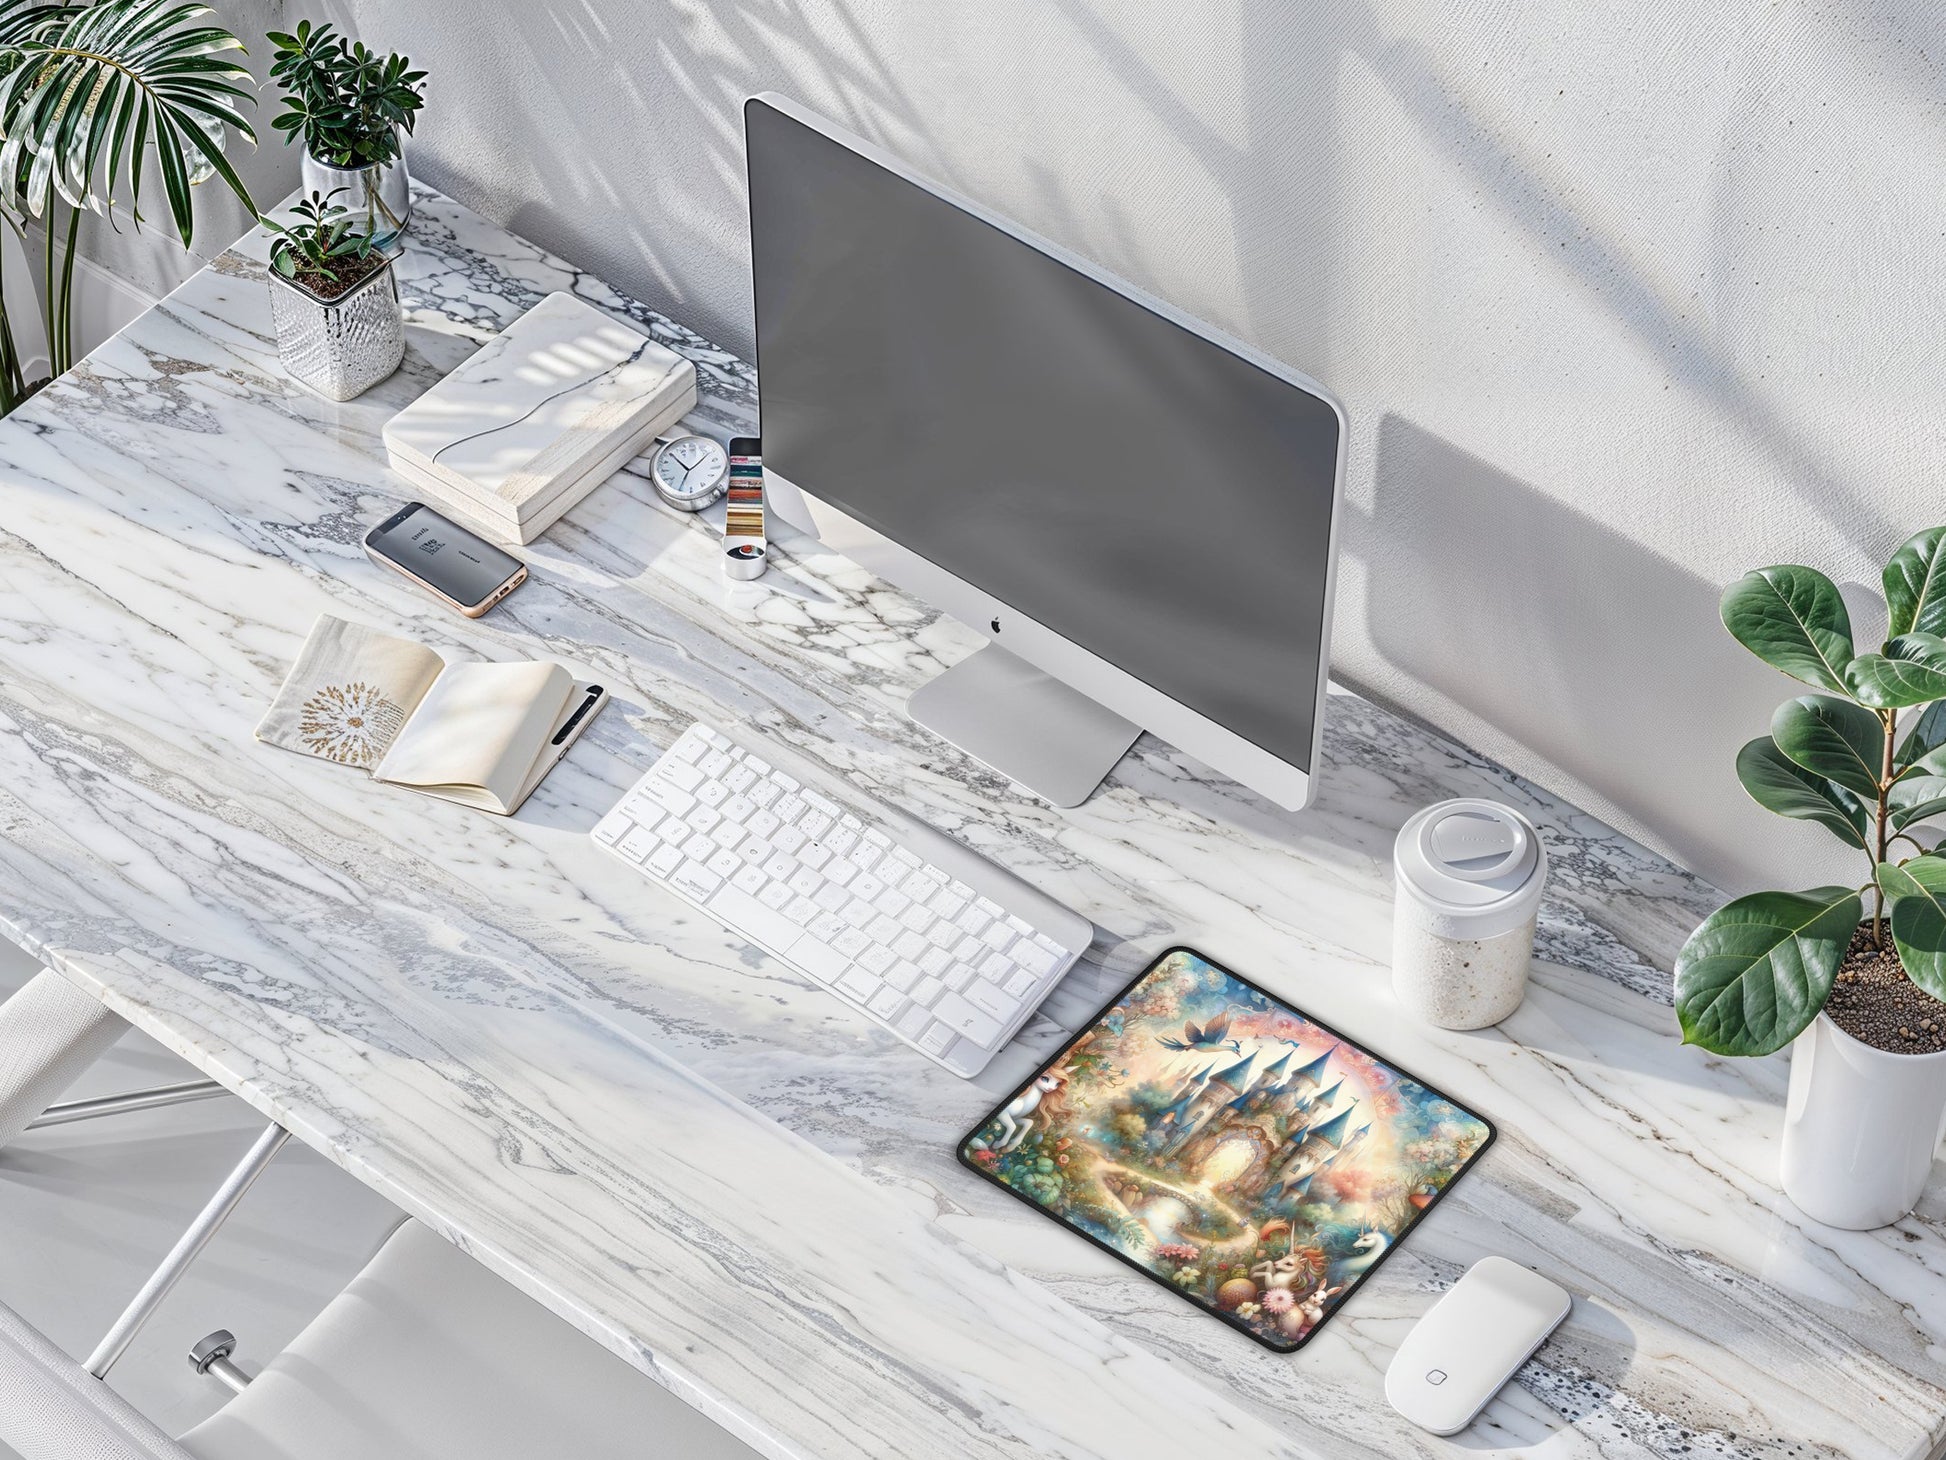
[966,980,1020,1020]
[788,868,822,898]
[893,930,928,961]
[660,760,704,792]
[795,940,850,985]
[1004,967,1040,997]
[867,914,902,944]
[643,780,695,818]
[953,935,985,963]
[758,881,793,911]
[861,944,899,975]
[738,835,772,862]
[827,827,860,857]
[901,870,937,901]
[593,815,632,846]
[918,947,952,977]
[670,864,722,901]
[932,992,1001,1045]
[686,805,721,835]
[617,826,660,862]
[749,783,782,812]
[801,843,832,871]
[814,883,850,913]
[647,843,685,878]
[700,750,733,778]
[786,896,819,925]
[955,904,992,936]
[833,927,871,958]
[775,826,808,855]
[707,848,741,878]
[697,781,729,808]
[1014,943,1059,978]
[866,986,906,1020]
[698,727,731,751]
[900,904,934,934]
[835,968,880,1003]
[683,834,716,862]
[724,765,757,794]
[895,1004,932,1039]
[926,922,958,951]
[800,810,834,839]
[918,1022,956,1056]
[842,899,875,928]
[764,853,796,882]
[852,844,884,873]
[803,789,842,818]
[933,892,967,922]
[911,975,943,1006]
[826,859,857,887]
[749,808,782,837]
[720,793,754,822]
[672,735,707,764]
[982,924,1017,953]
[809,911,846,942]
[708,822,744,852]
[705,882,801,953]
[871,885,907,917]
[944,962,979,992]
[732,864,768,895]
[775,794,806,823]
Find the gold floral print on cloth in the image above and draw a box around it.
[298,681,406,767]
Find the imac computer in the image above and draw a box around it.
[744,94,1347,810]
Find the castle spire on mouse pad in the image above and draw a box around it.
[961,948,1494,1351]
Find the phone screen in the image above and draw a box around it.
[365,504,524,609]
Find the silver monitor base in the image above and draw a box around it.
[907,643,1140,807]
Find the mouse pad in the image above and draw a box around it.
[958,946,1495,1353]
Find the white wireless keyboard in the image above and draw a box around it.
[593,722,1093,1076]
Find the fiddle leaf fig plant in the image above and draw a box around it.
[1675,527,1946,1056]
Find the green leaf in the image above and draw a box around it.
[1720,566,1855,693]
[1844,633,1946,709]
[1878,858,1946,1000]
[1734,737,1869,846]
[1675,887,1862,1055]
[1891,774,1946,832]
[1771,695,1886,798]
[1897,700,1946,768]
[1885,526,1946,640]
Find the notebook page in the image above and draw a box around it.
[373,660,572,813]
[255,615,446,770]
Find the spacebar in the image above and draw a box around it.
[705,883,804,958]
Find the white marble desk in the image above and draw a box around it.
[0,185,1938,1460]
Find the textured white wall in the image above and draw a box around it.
[301,0,1943,896]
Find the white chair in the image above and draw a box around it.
[0,1109,764,1460]
[178,1217,764,1460]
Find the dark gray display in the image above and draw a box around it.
[746,99,1341,773]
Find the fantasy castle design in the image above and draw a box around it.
[1156,1042,1372,1201]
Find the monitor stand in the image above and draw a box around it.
[907,643,1140,807]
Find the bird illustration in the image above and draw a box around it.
[1156,1008,1242,1053]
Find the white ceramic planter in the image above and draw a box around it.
[1781,1011,1946,1228]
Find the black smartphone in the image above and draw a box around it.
[363,503,528,617]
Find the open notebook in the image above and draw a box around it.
[257,615,605,815]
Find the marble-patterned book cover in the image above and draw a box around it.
[961,947,1494,1352]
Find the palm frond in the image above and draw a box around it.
[0,0,257,244]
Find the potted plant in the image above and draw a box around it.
[0,0,260,413]
[1675,527,1946,1228]
[267,20,424,251]
[263,189,404,401]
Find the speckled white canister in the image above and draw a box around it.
[1392,800,1548,1030]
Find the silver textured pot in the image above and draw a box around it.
[302,143,411,251]
[267,256,406,402]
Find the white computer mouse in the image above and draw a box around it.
[1383,1256,1571,1435]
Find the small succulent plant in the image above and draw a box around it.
[264,190,381,295]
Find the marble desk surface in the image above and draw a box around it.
[0,184,1938,1460]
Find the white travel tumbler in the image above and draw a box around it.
[1392,799,1548,1030]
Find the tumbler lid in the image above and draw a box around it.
[1394,799,1547,940]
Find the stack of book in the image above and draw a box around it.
[383,292,697,543]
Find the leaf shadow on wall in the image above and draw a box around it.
[1356,413,1855,895]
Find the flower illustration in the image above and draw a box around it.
[299,681,405,767]
[1172,1266,1202,1286]
[1236,1301,1261,1319]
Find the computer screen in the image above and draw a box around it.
[747,100,1341,773]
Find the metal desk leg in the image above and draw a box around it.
[0,969,130,1151]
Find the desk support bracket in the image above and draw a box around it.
[86,1121,290,1379]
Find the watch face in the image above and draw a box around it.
[652,435,729,506]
